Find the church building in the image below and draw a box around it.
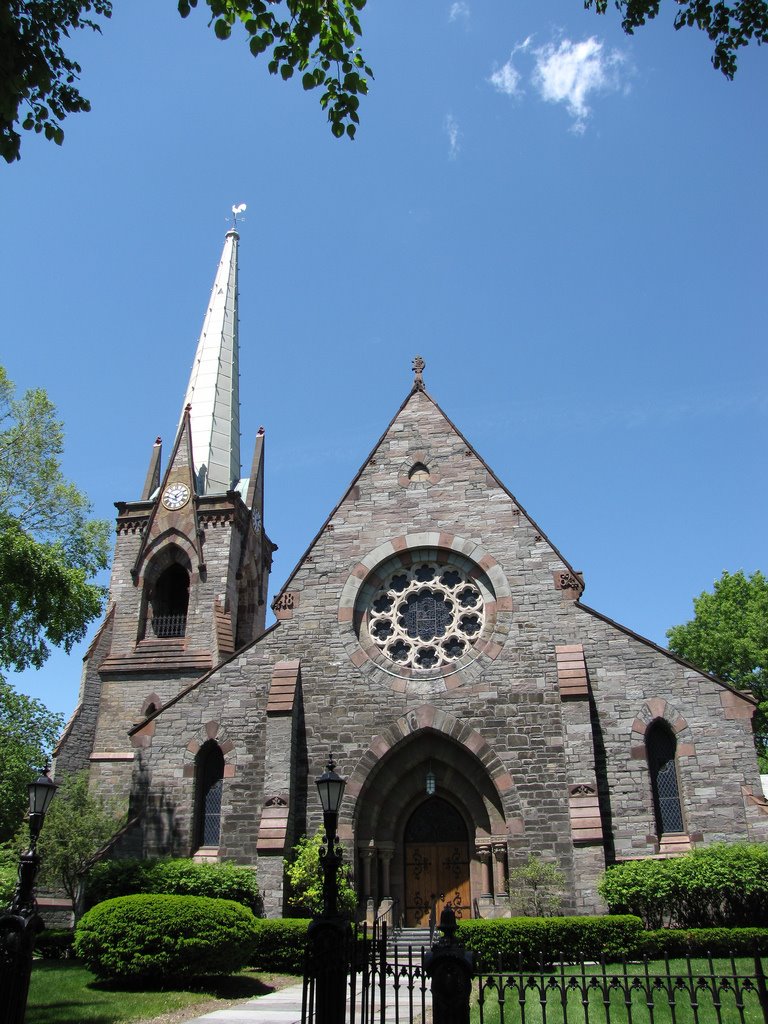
[54,226,768,920]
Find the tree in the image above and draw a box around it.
[667,569,768,770]
[0,679,63,841]
[0,366,110,673]
[3,1,767,163]
[507,854,566,917]
[21,770,125,916]
[586,1,768,80]
[285,828,357,917]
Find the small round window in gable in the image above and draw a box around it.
[408,462,430,482]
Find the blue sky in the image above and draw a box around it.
[2,0,766,719]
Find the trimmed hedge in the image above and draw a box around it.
[639,927,768,958]
[84,858,263,916]
[455,916,644,968]
[250,918,311,973]
[599,844,768,929]
[35,928,75,960]
[74,894,259,980]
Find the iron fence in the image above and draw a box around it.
[477,953,768,1024]
[301,927,768,1024]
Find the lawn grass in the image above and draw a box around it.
[472,958,768,1024]
[27,960,298,1024]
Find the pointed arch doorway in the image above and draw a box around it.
[404,796,470,926]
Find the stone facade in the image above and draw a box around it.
[52,234,768,922]
[54,380,768,921]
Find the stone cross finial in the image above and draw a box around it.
[412,355,425,390]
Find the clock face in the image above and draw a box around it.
[162,482,191,510]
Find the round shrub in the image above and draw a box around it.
[84,858,263,915]
[250,918,311,973]
[74,894,259,980]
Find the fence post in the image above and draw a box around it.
[307,918,349,1024]
[425,906,475,1024]
[754,947,768,1024]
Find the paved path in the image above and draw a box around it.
[182,974,431,1024]
[183,982,305,1024]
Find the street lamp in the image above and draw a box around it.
[0,767,58,1024]
[315,757,346,917]
[308,757,349,1024]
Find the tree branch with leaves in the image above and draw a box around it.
[3,1,767,162]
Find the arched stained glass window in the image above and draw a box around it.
[195,741,224,848]
[647,720,684,836]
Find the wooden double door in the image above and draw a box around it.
[403,796,470,927]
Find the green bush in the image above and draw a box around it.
[35,928,74,959]
[250,918,311,973]
[0,844,17,908]
[640,927,768,958]
[285,830,357,918]
[455,915,644,968]
[599,844,768,929]
[74,894,259,980]
[84,858,263,915]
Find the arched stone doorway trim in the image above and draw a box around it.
[344,705,521,922]
[344,704,517,823]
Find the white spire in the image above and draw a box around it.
[180,226,241,495]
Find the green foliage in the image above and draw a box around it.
[586,0,768,79]
[0,367,110,672]
[84,857,263,915]
[640,926,768,958]
[35,928,75,959]
[22,771,125,913]
[666,570,768,767]
[456,915,644,968]
[74,893,259,979]
[0,1,112,162]
[0,680,63,841]
[507,855,566,917]
[3,2,766,161]
[250,917,310,972]
[181,1,373,142]
[285,829,357,917]
[599,843,768,929]
[0,842,18,906]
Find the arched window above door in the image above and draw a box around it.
[647,719,684,836]
[194,740,225,849]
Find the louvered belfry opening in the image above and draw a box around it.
[151,563,190,638]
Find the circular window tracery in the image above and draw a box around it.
[367,561,485,670]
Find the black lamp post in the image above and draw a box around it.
[308,757,349,1024]
[315,758,346,918]
[0,768,58,1024]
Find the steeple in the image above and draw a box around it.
[180,224,242,495]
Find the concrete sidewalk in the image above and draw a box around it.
[182,974,431,1024]
[183,981,305,1024]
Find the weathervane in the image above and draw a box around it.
[412,355,425,390]
[229,202,247,231]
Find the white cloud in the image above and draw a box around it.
[445,114,461,159]
[489,37,532,98]
[532,36,625,132]
[448,1,470,24]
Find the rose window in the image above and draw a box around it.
[367,561,485,670]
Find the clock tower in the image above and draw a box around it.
[54,223,273,814]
